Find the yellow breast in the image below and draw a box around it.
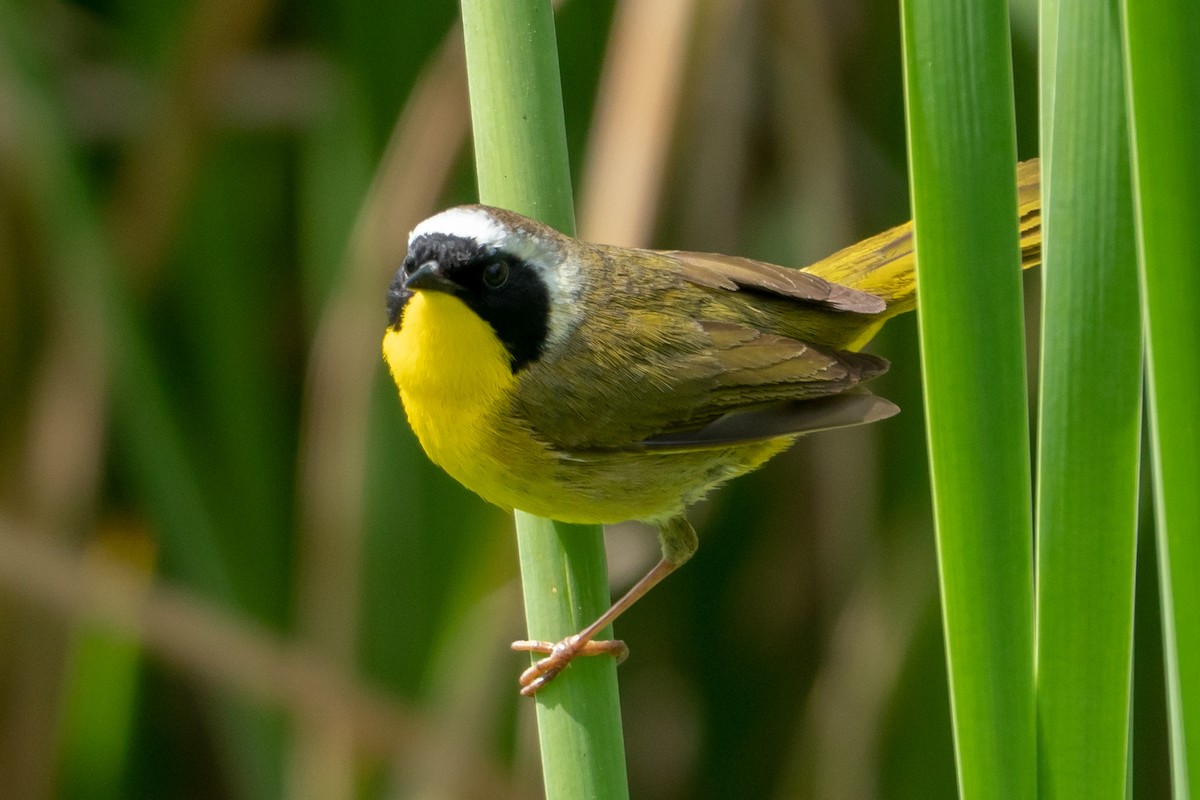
[384,291,795,525]
[382,292,520,506]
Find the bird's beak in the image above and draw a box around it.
[403,260,460,294]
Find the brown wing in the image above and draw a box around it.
[661,250,886,314]
[620,320,894,450]
[635,393,899,451]
[700,321,888,403]
[516,313,893,454]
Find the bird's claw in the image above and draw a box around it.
[511,636,629,696]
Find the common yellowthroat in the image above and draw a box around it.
[384,160,1042,695]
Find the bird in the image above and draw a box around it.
[382,160,1041,695]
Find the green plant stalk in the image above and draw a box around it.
[461,2,574,231]
[1039,0,1058,201]
[1122,0,1200,791]
[457,1,629,797]
[899,0,1035,796]
[1035,0,1141,795]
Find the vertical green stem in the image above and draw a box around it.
[899,0,1035,796]
[460,3,574,232]
[1122,0,1200,791]
[1035,0,1141,794]
[457,2,629,797]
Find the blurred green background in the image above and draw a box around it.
[0,0,1171,798]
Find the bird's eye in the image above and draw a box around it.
[482,261,509,289]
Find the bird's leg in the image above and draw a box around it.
[511,516,698,696]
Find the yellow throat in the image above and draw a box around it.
[382,291,517,498]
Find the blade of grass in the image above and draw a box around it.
[898,0,1035,795]
[1122,0,1200,791]
[1039,0,1059,169]
[1034,0,1141,794]
[457,1,629,798]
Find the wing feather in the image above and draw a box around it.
[634,392,900,451]
[662,250,886,313]
[516,313,891,453]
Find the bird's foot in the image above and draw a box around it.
[511,636,629,696]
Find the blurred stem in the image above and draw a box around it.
[458,1,629,798]
[0,6,283,797]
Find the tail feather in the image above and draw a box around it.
[802,159,1042,341]
[1016,158,1042,270]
